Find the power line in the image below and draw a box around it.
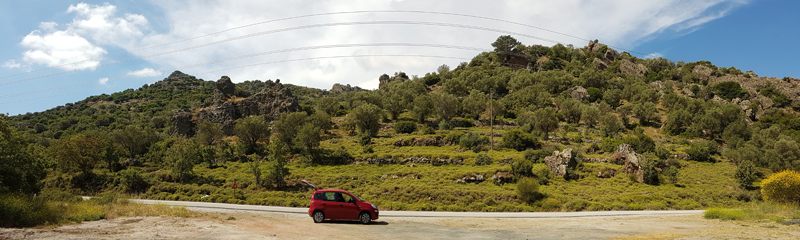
[0,43,505,99]
[0,54,471,105]
[0,10,628,80]
[0,20,565,87]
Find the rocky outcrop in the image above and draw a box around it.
[597,168,616,178]
[620,59,648,78]
[544,148,578,177]
[330,83,364,93]
[567,86,589,101]
[456,174,485,184]
[213,76,236,102]
[378,73,409,90]
[355,157,464,165]
[612,144,643,182]
[171,76,300,136]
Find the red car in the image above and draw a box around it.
[308,189,379,224]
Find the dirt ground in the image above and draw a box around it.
[2,209,799,240]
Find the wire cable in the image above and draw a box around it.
[0,20,563,87]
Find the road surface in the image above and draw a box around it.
[131,198,704,218]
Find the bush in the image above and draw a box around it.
[443,131,464,144]
[711,81,748,101]
[511,159,534,181]
[735,160,757,188]
[475,153,492,166]
[438,120,453,130]
[524,149,551,163]
[458,132,488,151]
[516,177,540,204]
[0,194,60,227]
[419,126,435,135]
[601,137,623,153]
[119,169,151,193]
[704,208,746,220]
[502,129,538,151]
[622,133,655,153]
[686,142,715,162]
[394,121,417,134]
[761,170,800,203]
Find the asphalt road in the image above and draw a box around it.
[131,199,703,218]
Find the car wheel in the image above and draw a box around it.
[313,211,325,223]
[359,212,371,224]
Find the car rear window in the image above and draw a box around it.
[314,192,337,201]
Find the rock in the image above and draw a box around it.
[330,83,364,93]
[378,73,408,90]
[567,86,590,101]
[683,88,696,98]
[544,148,578,177]
[597,168,616,178]
[692,65,713,81]
[491,171,513,184]
[619,59,648,78]
[612,144,643,182]
[393,137,445,147]
[174,76,300,136]
[169,112,195,136]
[380,174,388,180]
[213,76,236,102]
[711,95,728,105]
[592,58,607,70]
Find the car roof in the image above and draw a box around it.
[313,189,350,194]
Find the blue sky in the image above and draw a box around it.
[0,0,797,116]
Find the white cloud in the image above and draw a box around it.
[98,77,109,84]
[645,52,664,59]
[20,30,106,71]
[15,0,748,89]
[2,60,21,69]
[127,68,162,77]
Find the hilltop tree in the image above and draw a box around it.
[492,35,522,61]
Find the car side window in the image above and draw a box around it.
[314,193,324,200]
[324,192,336,201]
[341,193,353,203]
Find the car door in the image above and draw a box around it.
[321,191,342,220]
[338,193,361,220]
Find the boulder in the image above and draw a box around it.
[544,148,578,177]
[491,171,513,184]
[169,112,195,136]
[213,76,236,102]
[597,168,616,178]
[378,73,408,90]
[330,83,364,93]
[567,86,589,101]
[620,59,648,78]
[612,144,643,182]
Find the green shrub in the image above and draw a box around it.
[622,133,655,153]
[541,198,561,210]
[531,165,552,185]
[735,160,757,188]
[459,132,488,151]
[443,131,464,144]
[563,199,590,211]
[524,149,551,163]
[394,121,417,134]
[0,194,61,227]
[704,208,746,220]
[601,137,623,153]
[711,81,748,101]
[119,169,151,193]
[516,178,540,204]
[761,170,800,203]
[511,159,534,181]
[475,153,492,166]
[438,120,453,130]
[502,129,538,151]
[686,142,715,162]
[419,126,435,135]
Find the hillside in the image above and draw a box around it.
[3,36,800,212]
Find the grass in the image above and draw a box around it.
[0,191,202,228]
[704,202,800,223]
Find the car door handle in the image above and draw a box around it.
[321,203,326,205]
[338,204,343,206]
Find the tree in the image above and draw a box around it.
[581,105,601,128]
[166,140,200,182]
[196,120,223,146]
[501,85,551,115]
[633,102,657,126]
[264,140,290,188]
[559,98,582,124]
[412,95,434,123]
[502,129,537,151]
[0,115,45,194]
[273,112,307,145]
[462,90,488,120]
[315,97,341,116]
[111,125,159,159]
[432,93,460,122]
[51,134,106,175]
[516,177,541,204]
[532,107,559,135]
[603,89,623,109]
[345,103,382,137]
[295,123,322,154]
[491,35,522,61]
[600,113,623,137]
[735,160,757,188]
[235,115,271,154]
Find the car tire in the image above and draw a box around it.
[312,211,325,223]
[359,212,371,224]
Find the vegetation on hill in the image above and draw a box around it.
[3,36,800,226]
